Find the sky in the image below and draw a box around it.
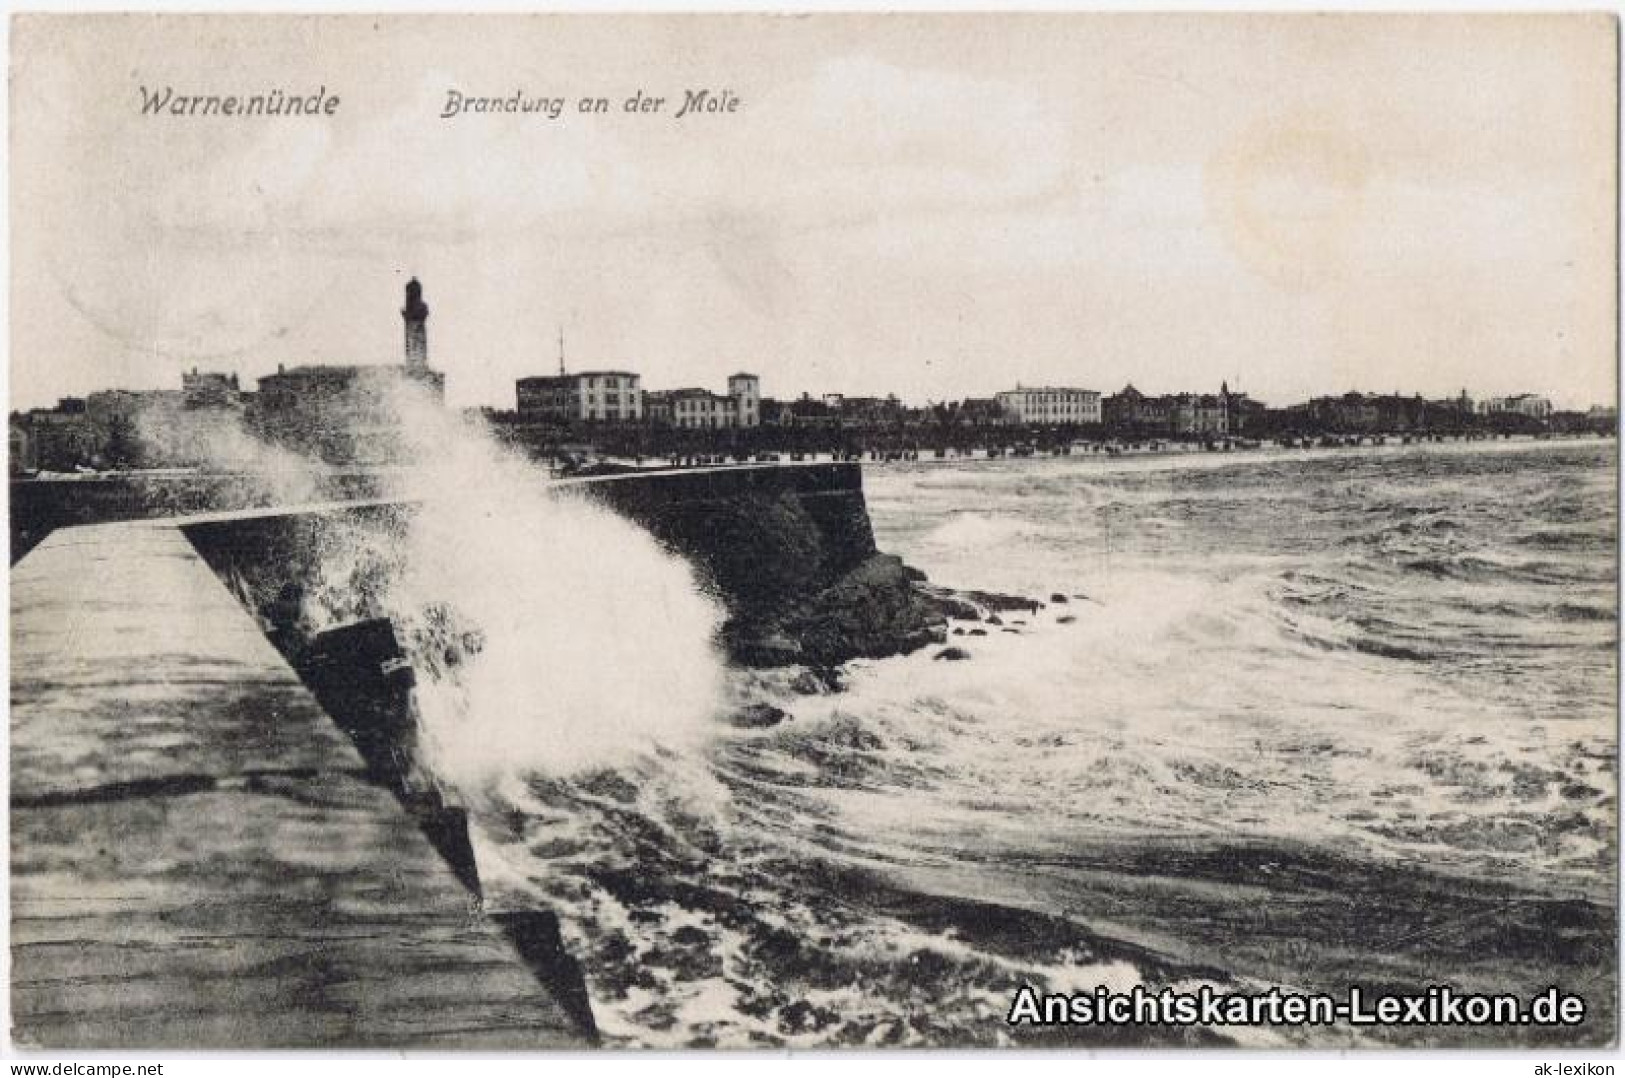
[10,13,1617,412]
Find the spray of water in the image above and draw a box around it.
[135,402,345,505]
[161,381,728,790]
[358,384,728,788]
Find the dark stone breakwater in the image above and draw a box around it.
[12,464,1028,674]
[571,463,952,667]
[181,464,961,672]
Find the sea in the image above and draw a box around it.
[461,437,1617,1048]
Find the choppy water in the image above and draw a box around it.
[471,438,1618,1048]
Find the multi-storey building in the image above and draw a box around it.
[1170,392,1229,435]
[516,370,643,423]
[661,388,736,428]
[1102,383,1243,436]
[1290,391,1467,432]
[1289,392,1379,431]
[1477,394,1554,420]
[728,373,761,428]
[1103,384,1174,432]
[642,389,675,426]
[645,373,761,429]
[994,387,1102,426]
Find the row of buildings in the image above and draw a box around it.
[11,278,447,471]
[974,384,1563,437]
[514,376,1547,442]
[501,370,1578,441]
[9,274,1595,471]
[1277,389,1572,432]
[10,373,250,474]
[511,373,946,432]
[515,370,763,429]
[507,375,1257,436]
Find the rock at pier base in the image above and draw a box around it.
[960,589,1045,615]
[923,589,982,622]
[789,667,845,695]
[728,553,947,667]
[730,703,791,729]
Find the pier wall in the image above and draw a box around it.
[9,471,391,564]
[178,463,874,617]
[181,463,940,668]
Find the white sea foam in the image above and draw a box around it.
[178,383,730,788]
[366,387,729,787]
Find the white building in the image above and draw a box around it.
[729,373,761,428]
[648,373,761,429]
[1477,394,1553,420]
[994,386,1102,425]
[663,389,734,428]
[515,370,643,422]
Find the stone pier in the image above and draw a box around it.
[10,523,585,1048]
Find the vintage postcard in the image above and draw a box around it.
[7,12,1618,1053]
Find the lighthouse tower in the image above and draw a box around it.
[401,278,429,371]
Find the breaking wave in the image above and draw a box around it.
[293,385,729,786]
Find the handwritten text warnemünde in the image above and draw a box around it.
[139,86,340,117]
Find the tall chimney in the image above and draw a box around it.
[402,277,429,370]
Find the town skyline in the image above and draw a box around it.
[6,305,1592,422]
[14,282,1603,479]
[9,266,1611,417]
[12,15,1617,414]
[9,265,1612,417]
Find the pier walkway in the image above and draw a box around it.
[11,522,586,1048]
